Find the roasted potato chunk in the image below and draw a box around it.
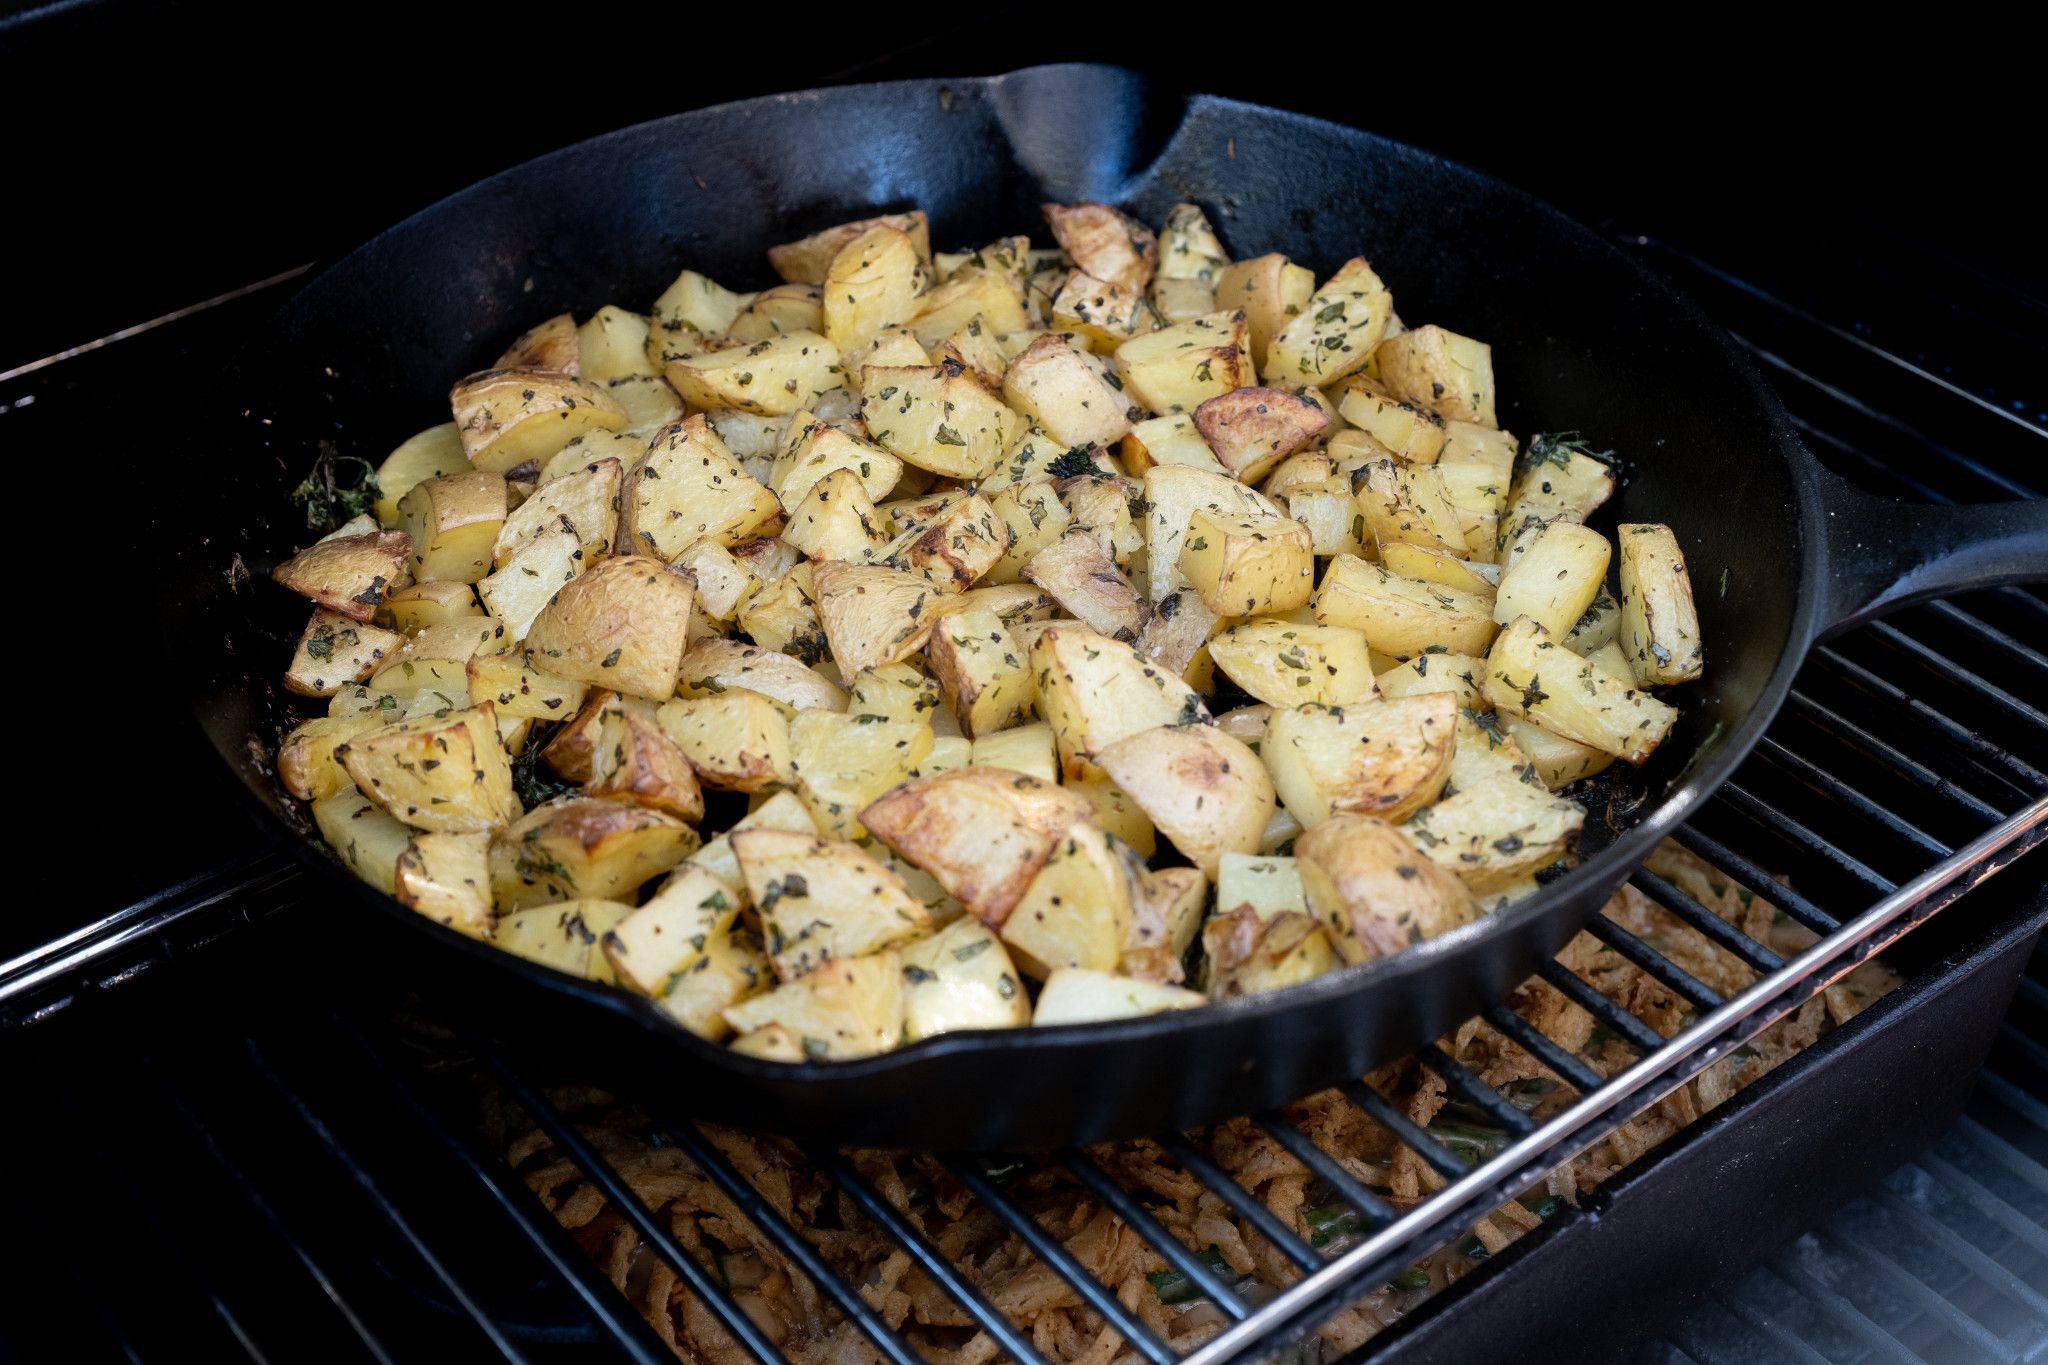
[822,225,927,352]
[1112,310,1250,414]
[377,580,481,633]
[861,766,1094,926]
[598,862,742,998]
[373,424,469,526]
[584,696,705,821]
[575,306,659,383]
[1192,386,1329,484]
[662,332,843,417]
[626,416,781,558]
[488,797,696,909]
[1029,625,1210,778]
[1203,907,1340,999]
[394,830,495,939]
[900,918,1031,1039]
[1215,253,1316,372]
[860,364,1022,479]
[1407,776,1584,893]
[660,921,771,1040]
[272,530,413,622]
[677,637,847,713]
[1150,203,1231,324]
[1041,201,1157,292]
[397,470,506,584]
[1375,324,1496,427]
[1207,620,1377,709]
[1313,555,1499,659]
[1001,334,1136,447]
[786,709,931,839]
[1263,693,1458,828]
[1095,723,1274,878]
[525,554,695,700]
[1177,507,1314,618]
[1338,378,1447,465]
[1295,814,1478,964]
[809,560,945,675]
[1000,822,1135,978]
[311,786,415,894]
[1483,615,1678,764]
[1493,521,1611,637]
[1048,270,1159,350]
[450,368,627,472]
[781,467,889,562]
[279,713,381,800]
[1142,463,1282,602]
[464,648,587,721]
[1618,523,1704,684]
[478,525,584,641]
[721,953,904,1060]
[1261,258,1393,388]
[878,491,1007,591]
[494,456,621,566]
[285,610,404,697]
[1121,413,1228,475]
[337,702,520,833]
[1033,968,1204,1025]
[1025,530,1148,641]
[730,828,932,980]
[770,412,904,506]
[768,210,931,284]
[496,900,635,981]
[656,688,796,792]
[926,605,1034,737]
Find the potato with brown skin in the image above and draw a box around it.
[1122,864,1206,984]
[584,696,705,821]
[488,796,697,909]
[337,702,521,833]
[1294,814,1478,964]
[662,332,843,417]
[926,604,1034,738]
[525,554,695,700]
[493,456,621,566]
[676,637,847,713]
[539,688,616,783]
[1029,624,1211,779]
[1192,386,1330,484]
[393,830,495,939]
[272,530,413,621]
[1049,271,1159,350]
[1215,253,1316,372]
[1001,334,1136,448]
[495,313,580,374]
[1095,724,1275,879]
[1024,531,1148,641]
[860,766,1095,927]
[1041,202,1158,292]
[1000,821,1135,978]
[279,713,383,799]
[1263,693,1458,828]
[731,828,932,981]
[809,561,944,675]
[768,210,931,284]
[1374,324,1496,427]
[1202,906,1341,999]
[656,689,795,792]
[859,364,1022,480]
[450,368,627,472]
[1617,523,1704,685]
[879,491,1008,591]
[1133,587,1222,681]
[285,610,404,697]
[1176,507,1315,618]
[720,952,904,1059]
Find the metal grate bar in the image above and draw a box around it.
[1792,415,1956,504]
[1924,599,2048,676]
[1534,960,1670,1052]
[943,1158,1177,1365]
[477,1055,790,1362]
[1865,619,2048,734]
[1664,827,1841,934]
[1628,869,1786,975]
[1814,644,2048,792]
[1869,1184,2048,1319]
[1913,1153,2048,1260]
[1784,688,2005,825]
[1717,782,1900,897]
[1765,1255,1925,1365]
[1976,1069,2048,1131]
[1479,1004,1606,1093]
[1582,916,1725,1011]
[1058,1151,1252,1321]
[1813,1228,2016,1360]
[1155,1134,1322,1273]
[818,1151,1051,1358]
[1337,1080,1471,1179]
[1754,735,1955,861]
[1251,1115,1398,1226]
[1712,1290,1837,1365]
[1415,1046,1537,1136]
[1953,1115,2048,1202]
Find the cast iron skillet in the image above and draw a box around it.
[163,65,2047,1149]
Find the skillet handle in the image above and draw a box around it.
[1813,465,2048,640]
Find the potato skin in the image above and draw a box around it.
[1041,202,1158,292]
[525,554,695,701]
[1095,724,1274,879]
[272,531,414,621]
[1294,814,1477,964]
[860,766,1094,927]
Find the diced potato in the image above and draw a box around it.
[809,560,945,675]
[394,830,494,939]
[1142,464,1282,602]
[771,411,903,506]
[1001,334,1136,447]
[970,722,1059,784]
[780,467,888,562]
[1493,521,1611,636]
[847,664,944,725]
[278,714,380,800]
[1375,651,1488,710]
[1057,474,1145,569]
[1121,414,1228,475]
[525,554,694,700]
[596,861,741,997]
[1000,822,1134,978]
[625,416,781,558]
[1313,555,1499,659]
[576,306,659,382]
[1375,325,1496,427]
[285,609,404,697]
[1337,379,1447,464]
[1123,864,1206,983]
[1262,258,1393,387]
[1483,615,1678,764]
[724,283,824,344]
[464,648,586,722]
[821,225,926,352]
[769,210,931,284]
[1094,724,1273,878]
[1049,270,1158,350]
[494,313,578,374]
[1565,586,1622,654]
[861,766,1093,926]
[728,828,931,980]
[926,605,1034,737]
[607,375,685,436]
[1033,968,1204,1025]
[496,900,635,981]
[1354,458,1465,558]
[396,470,506,583]
[878,491,1008,590]
[1617,523,1704,684]
[337,703,519,833]
[583,696,704,821]
[899,918,1031,1040]
[272,530,413,622]
[1263,693,1458,828]
[1112,311,1251,414]
[1069,772,1156,858]
[450,369,627,472]
[311,786,415,894]
[374,424,469,525]
[1203,907,1340,999]
[733,570,829,666]
[933,235,1032,285]
[377,581,481,634]
[662,332,843,417]
[910,268,1031,347]
[1407,777,1584,893]
[931,314,1010,388]
[1151,203,1231,323]
[652,269,748,335]
[661,923,770,1040]
[982,481,1071,585]
[1207,620,1377,709]
[1024,531,1147,640]
[1217,852,1309,920]
[1436,422,1517,561]
[1284,479,1367,558]
[721,952,904,1059]
[1178,507,1314,618]
[860,365,1022,479]
[686,789,817,895]
[1215,253,1316,371]
[1503,435,1616,540]
[786,709,931,839]
[367,616,510,698]
[478,525,585,641]
[668,541,752,626]
[1041,202,1157,292]
[1295,814,1477,964]
[1030,624,1209,778]
[656,688,796,792]
[1192,386,1330,484]
[493,456,621,566]
[488,797,696,909]
[1497,713,1616,789]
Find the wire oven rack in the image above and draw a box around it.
[3,228,2043,1363]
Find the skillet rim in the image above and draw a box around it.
[189,64,1825,1084]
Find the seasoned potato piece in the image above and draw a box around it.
[933,235,1032,285]
[860,364,1022,479]
[1496,713,1615,789]
[1262,258,1393,387]
[278,714,381,800]
[1483,615,1678,764]
[730,1023,804,1060]
[1313,556,1499,659]
[285,610,404,697]
[1214,254,1316,371]
[721,953,904,1060]
[1030,625,1210,778]
[1150,203,1231,323]
[669,540,752,625]
[1207,620,1377,709]
[496,901,635,981]
[393,830,494,939]
[771,412,903,506]
[1503,435,1616,540]
[1407,777,1584,893]
[663,332,843,417]
[1337,379,1447,464]
[1354,458,1467,559]
[1618,523,1704,684]
[1376,651,1488,710]
[464,649,586,721]
[878,491,1007,590]
[1048,271,1158,350]
[377,580,481,633]
[1041,201,1157,292]
[734,572,830,666]
[450,369,627,472]
[575,306,659,382]
[1263,693,1458,828]
[607,375,686,435]
[1295,814,1477,964]
[1114,313,1253,413]
[661,922,770,1040]
[724,283,824,344]
[599,862,742,997]
[539,688,615,783]
[374,424,469,526]
[1068,772,1155,857]
[311,786,415,894]
[1001,334,1136,447]
[781,467,889,562]
[1122,864,1206,983]
[1095,724,1274,878]
[1192,386,1330,484]
[272,530,413,622]
[821,225,926,352]
[847,664,945,727]
[488,797,696,909]
[1203,907,1340,999]
[842,326,933,381]
[969,723,1059,784]
[910,268,1031,347]
[809,561,945,675]
[900,918,1031,1039]
[768,210,931,284]
[1375,324,1496,427]
[494,313,578,374]
[730,829,931,980]
[1436,422,1518,560]
[1178,507,1314,618]
[1281,479,1366,558]
[652,269,748,335]
[984,481,1071,584]
[337,702,519,833]
[1025,531,1148,640]
[478,524,584,641]
[1378,544,1498,597]
[1132,586,1221,684]
[861,766,1093,926]
[1121,414,1228,475]
[1217,852,1309,920]
[1000,822,1134,978]
[686,790,816,897]
[1565,586,1622,654]
[656,689,795,792]
[676,637,846,712]
[624,416,781,558]
[1142,464,1282,602]
[1493,521,1611,636]
[930,314,1010,388]
[367,617,510,697]
[1033,968,1204,1025]
[926,605,1033,737]
[584,697,704,821]
[493,456,621,566]
[397,470,506,584]
[787,709,931,839]
[525,554,694,700]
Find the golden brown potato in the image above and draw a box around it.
[598,862,743,998]
[1030,624,1210,778]
[1177,507,1315,618]
[1618,523,1705,685]
[725,283,824,343]
[770,411,904,506]
[821,225,927,352]
[1215,253,1316,372]
[1295,814,1478,964]
[398,470,506,584]
[488,796,696,909]
[900,918,1032,1039]
[1353,457,1468,559]
[1095,723,1274,878]
[1024,530,1148,641]
[393,830,495,939]
[1041,202,1158,292]
[1261,258,1393,388]
[493,456,622,566]
[768,210,931,284]
[879,491,1008,591]
[786,708,932,840]
[495,899,635,980]
[655,688,795,792]
[1120,413,1228,475]
[860,364,1023,479]
[1000,334,1136,448]
[285,609,405,697]
[730,828,932,980]
[1337,378,1447,464]
[930,315,1010,389]
[1000,822,1135,978]
[1048,271,1159,350]
[860,766,1095,927]
[496,313,580,374]
[450,368,627,472]
[662,332,843,417]
[1375,324,1496,427]
[925,605,1034,737]
[1202,906,1341,999]
[1141,463,1283,602]
[1483,615,1678,764]
[1407,775,1584,892]
[675,637,845,712]
[1191,386,1330,484]
[1263,693,1458,828]
[373,424,469,526]
[626,416,781,558]
[272,530,414,622]
[780,467,889,562]
[910,268,1031,347]
[1121,864,1206,984]
[337,702,520,833]
[1312,555,1499,659]
[525,554,695,700]
[1493,521,1611,637]
[1206,620,1378,709]
[1150,204,1231,324]
[583,696,704,821]
[278,713,381,800]
[464,648,587,722]
[809,560,945,675]
[720,952,904,1060]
